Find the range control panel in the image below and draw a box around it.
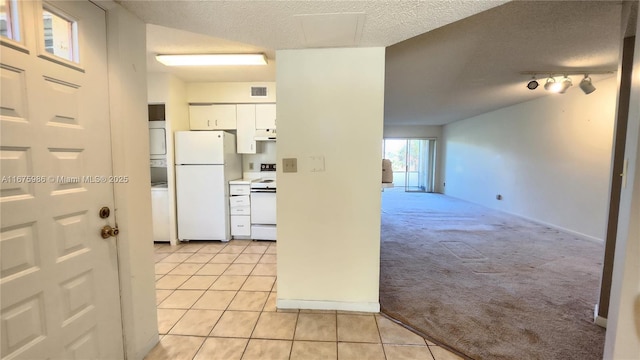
[261,163,276,172]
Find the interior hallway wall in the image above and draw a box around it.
[276,47,385,311]
[105,3,158,358]
[383,125,444,192]
[442,76,618,241]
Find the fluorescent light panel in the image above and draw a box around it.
[156,54,267,66]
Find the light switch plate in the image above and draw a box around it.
[283,158,297,173]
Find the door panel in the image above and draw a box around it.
[0,1,123,359]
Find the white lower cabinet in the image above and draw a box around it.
[231,215,251,236]
[229,185,251,238]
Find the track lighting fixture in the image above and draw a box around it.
[544,77,560,92]
[543,75,572,93]
[557,76,572,94]
[579,75,596,94]
[521,70,613,95]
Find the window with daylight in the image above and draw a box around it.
[42,6,78,63]
[382,138,437,192]
[1,0,20,41]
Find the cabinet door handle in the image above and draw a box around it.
[215,119,218,126]
[207,120,210,127]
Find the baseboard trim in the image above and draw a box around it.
[277,299,380,313]
[594,304,608,328]
[443,194,604,243]
[594,315,607,328]
[515,215,603,243]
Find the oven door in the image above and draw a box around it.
[250,191,276,224]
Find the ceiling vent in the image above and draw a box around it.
[251,86,268,97]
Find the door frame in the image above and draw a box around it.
[98,2,159,359]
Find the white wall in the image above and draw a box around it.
[442,76,618,241]
[104,3,158,359]
[147,73,189,245]
[187,82,276,103]
[383,125,444,192]
[604,19,640,358]
[384,125,442,139]
[275,47,385,311]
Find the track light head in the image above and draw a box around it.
[526,77,539,90]
[579,75,596,94]
[544,77,560,92]
[557,76,572,94]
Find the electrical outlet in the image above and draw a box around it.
[283,158,297,173]
[249,162,254,170]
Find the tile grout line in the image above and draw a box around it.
[287,308,301,359]
[335,312,340,359]
[373,314,389,360]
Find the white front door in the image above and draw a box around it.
[1,1,124,359]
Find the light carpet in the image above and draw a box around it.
[379,191,606,360]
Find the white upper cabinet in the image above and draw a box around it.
[255,103,276,130]
[190,104,237,130]
[236,104,257,154]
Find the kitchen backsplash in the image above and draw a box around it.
[242,141,276,173]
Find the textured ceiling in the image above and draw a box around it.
[384,1,624,125]
[119,0,626,125]
[120,1,509,49]
[121,0,508,85]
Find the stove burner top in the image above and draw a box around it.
[251,178,276,190]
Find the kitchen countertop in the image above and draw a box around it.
[229,179,254,185]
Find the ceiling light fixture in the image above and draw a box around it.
[521,70,614,95]
[526,76,539,90]
[544,76,560,92]
[155,53,268,66]
[579,75,596,94]
[557,76,573,94]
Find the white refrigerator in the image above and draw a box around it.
[175,131,241,241]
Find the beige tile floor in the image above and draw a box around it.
[146,240,464,360]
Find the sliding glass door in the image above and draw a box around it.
[383,138,436,192]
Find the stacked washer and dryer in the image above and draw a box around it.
[149,106,170,242]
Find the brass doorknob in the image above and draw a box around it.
[101,225,119,239]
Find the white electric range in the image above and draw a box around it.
[250,164,276,241]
